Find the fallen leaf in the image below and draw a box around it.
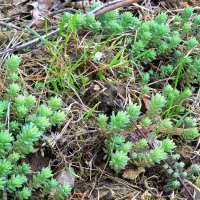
[122,167,145,180]
[37,0,52,10]
[180,2,188,8]
[56,168,75,187]
[0,3,28,18]
[142,95,151,110]
[126,193,135,200]
[93,52,104,61]
[94,84,101,91]
[28,1,50,28]
[49,167,76,199]
[30,2,43,21]
[147,132,162,147]
[140,191,153,200]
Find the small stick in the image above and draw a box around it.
[0,22,22,30]
[0,24,68,57]
[90,0,140,16]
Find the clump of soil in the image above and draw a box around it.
[82,81,126,115]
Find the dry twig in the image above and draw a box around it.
[90,0,140,16]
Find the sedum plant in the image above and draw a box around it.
[97,87,198,192]
[64,5,200,87]
[97,102,177,172]
[0,55,71,199]
[162,154,200,192]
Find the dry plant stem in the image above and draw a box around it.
[0,22,22,30]
[3,185,7,200]
[0,24,68,57]
[184,180,200,194]
[50,7,77,16]
[175,175,195,200]
[90,0,140,16]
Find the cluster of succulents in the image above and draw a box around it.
[0,55,71,199]
[1,2,199,198]
[64,6,200,88]
[97,87,199,191]
[163,155,200,192]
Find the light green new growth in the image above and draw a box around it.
[126,103,141,120]
[161,138,176,153]
[30,167,53,189]
[97,77,198,174]
[182,128,199,141]
[1,5,198,197]
[140,117,152,127]
[109,111,130,132]
[164,180,181,192]
[48,96,63,111]
[147,93,166,121]
[97,114,108,130]
[109,151,130,172]
[6,54,21,72]
[134,139,148,151]
[53,183,72,200]
[137,147,167,167]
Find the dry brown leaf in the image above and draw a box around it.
[28,1,51,28]
[142,95,151,110]
[56,169,75,187]
[180,1,189,8]
[37,0,52,10]
[160,127,186,136]
[140,191,153,200]
[122,167,145,180]
[126,193,135,200]
[49,168,75,199]
[0,4,28,18]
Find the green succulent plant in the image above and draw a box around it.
[0,55,71,199]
